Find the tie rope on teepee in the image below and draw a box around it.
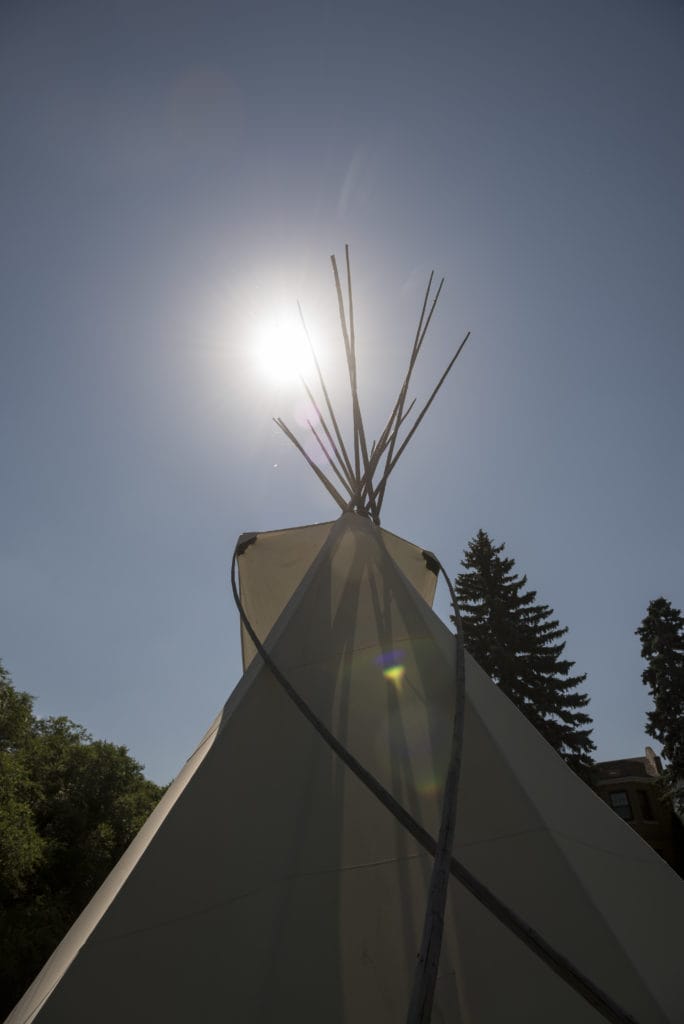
[231,535,640,1024]
[274,246,471,523]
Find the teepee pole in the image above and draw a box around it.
[281,251,471,520]
[374,331,471,513]
[357,398,416,511]
[344,247,379,519]
[297,301,356,487]
[273,418,348,511]
[374,272,435,501]
[342,247,364,502]
[406,572,467,1024]
[375,275,444,514]
[330,254,359,484]
[300,377,356,493]
[306,419,355,499]
[331,249,379,518]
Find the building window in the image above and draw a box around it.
[609,791,633,821]
[637,789,656,821]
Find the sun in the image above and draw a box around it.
[254,313,314,384]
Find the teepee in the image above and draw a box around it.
[7,251,684,1024]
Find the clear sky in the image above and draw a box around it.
[2,0,683,784]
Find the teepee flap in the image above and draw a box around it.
[237,518,438,669]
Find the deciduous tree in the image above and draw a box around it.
[0,661,166,1018]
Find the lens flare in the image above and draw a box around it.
[371,641,450,797]
[375,649,406,690]
[382,665,405,688]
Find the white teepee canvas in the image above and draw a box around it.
[7,513,684,1024]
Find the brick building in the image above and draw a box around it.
[592,747,682,875]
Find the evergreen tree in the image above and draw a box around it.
[636,598,684,810]
[454,530,594,774]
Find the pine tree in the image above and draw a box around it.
[454,530,594,774]
[636,598,684,810]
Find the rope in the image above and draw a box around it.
[230,534,641,1024]
[405,555,467,1024]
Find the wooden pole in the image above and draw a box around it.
[273,418,348,511]
[405,565,467,1024]
[297,301,356,487]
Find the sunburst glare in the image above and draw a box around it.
[254,313,314,384]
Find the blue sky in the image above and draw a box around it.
[1,0,683,783]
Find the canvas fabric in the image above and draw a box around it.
[7,513,684,1024]
[237,519,439,669]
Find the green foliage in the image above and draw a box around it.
[0,662,35,751]
[0,753,44,900]
[636,598,684,810]
[0,665,45,903]
[454,530,595,775]
[0,661,166,1018]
